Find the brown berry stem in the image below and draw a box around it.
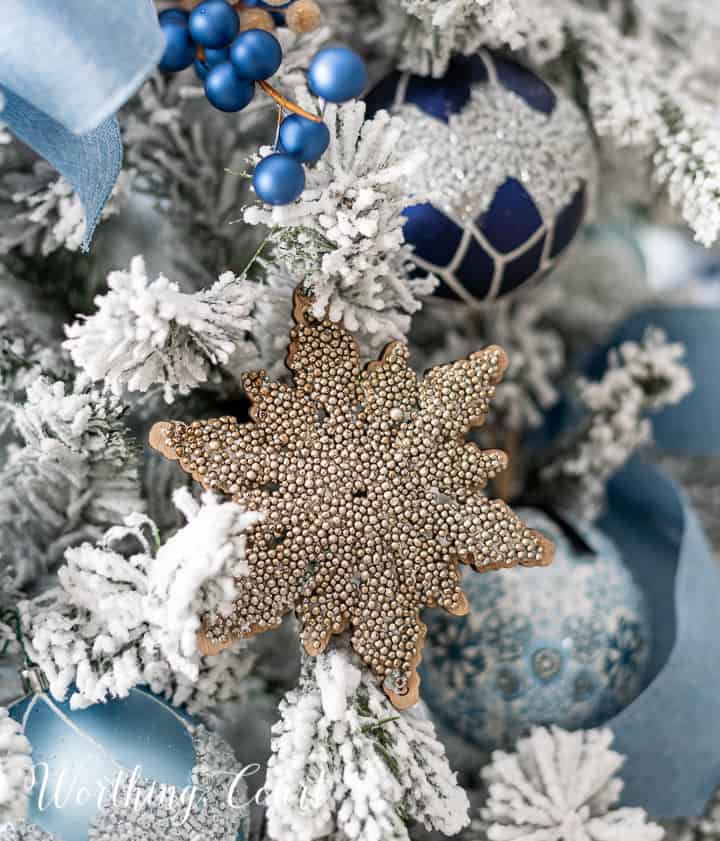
[258,79,323,122]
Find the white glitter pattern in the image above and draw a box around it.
[398,78,593,223]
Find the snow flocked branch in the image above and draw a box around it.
[542,327,693,522]
[480,726,664,841]
[0,707,33,825]
[0,377,143,588]
[265,644,469,841]
[64,255,259,403]
[244,99,438,353]
[19,489,261,712]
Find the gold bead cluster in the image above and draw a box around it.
[150,293,554,708]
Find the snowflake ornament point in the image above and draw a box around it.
[149,289,553,708]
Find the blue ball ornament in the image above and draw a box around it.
[420,509,652,752]
[365,51,594,304]
[189,0,240,49]
[230,29,283,81]
[9,685,248,840]
[308,46,368,102]
[253,153,305,205]
[279,114,330,162]
[158,18,197,73]
[204,62,255,112]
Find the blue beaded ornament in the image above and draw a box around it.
[8,684,247,841]
[365,51,595,305]
[420,509,651,751]
[308,46,368,103]
[205,62,255,112]
[279,114,331,162]
[230,29,283,81]
[253,153,306,205]
[189,0,240,49]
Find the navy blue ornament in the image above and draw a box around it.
[158,16,197,73]
[189,0,240,49]
[253,152,306,204]
[420,509,651,752]
[230,29,283,81]
[205,62,255,112]
[365,51,594,304]
[9,685,247,841]
[279,114,330,162]
[308,46,368,103]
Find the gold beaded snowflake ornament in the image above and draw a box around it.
[149,293,554,708]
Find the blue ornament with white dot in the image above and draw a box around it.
[189,0,239,49]
[419,509,651,752]
[8,679,248,841]
[365,51,596,304]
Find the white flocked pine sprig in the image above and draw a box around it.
[481,726,664,841]
[0,377,143,588]
[0,707,33,825]
[244,100,438,353]
[64,255,259,403]
[19,489,262,712]
[265,645,469,841]
[541,327,693,522]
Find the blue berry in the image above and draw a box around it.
[308,46,368,102]
[204,62,255,111]
[159,18,197,73]
[279,115,330,163]
[189,0,239,49]
[159,8,189,24]
[253,153,306,205]
[230,29,283,81]
[194,46,230,80]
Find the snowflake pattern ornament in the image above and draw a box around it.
[149,292,554,708]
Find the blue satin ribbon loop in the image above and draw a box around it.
[0,0,163,250]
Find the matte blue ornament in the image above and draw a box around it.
[189,0,240,49]
[230,29,283,81]
[159,18,197,73]
[253,153,306,205]
[194,46,231,80]
[420,509,651,752]
[279,114,331,162]
[9,685,248,841]
[205,62,255,112]
[308,46,368,103]
[365,51,594,304]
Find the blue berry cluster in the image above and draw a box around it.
[158,1,368,205]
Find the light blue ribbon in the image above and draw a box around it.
[0,0,164,250]
[602,458,720,818]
